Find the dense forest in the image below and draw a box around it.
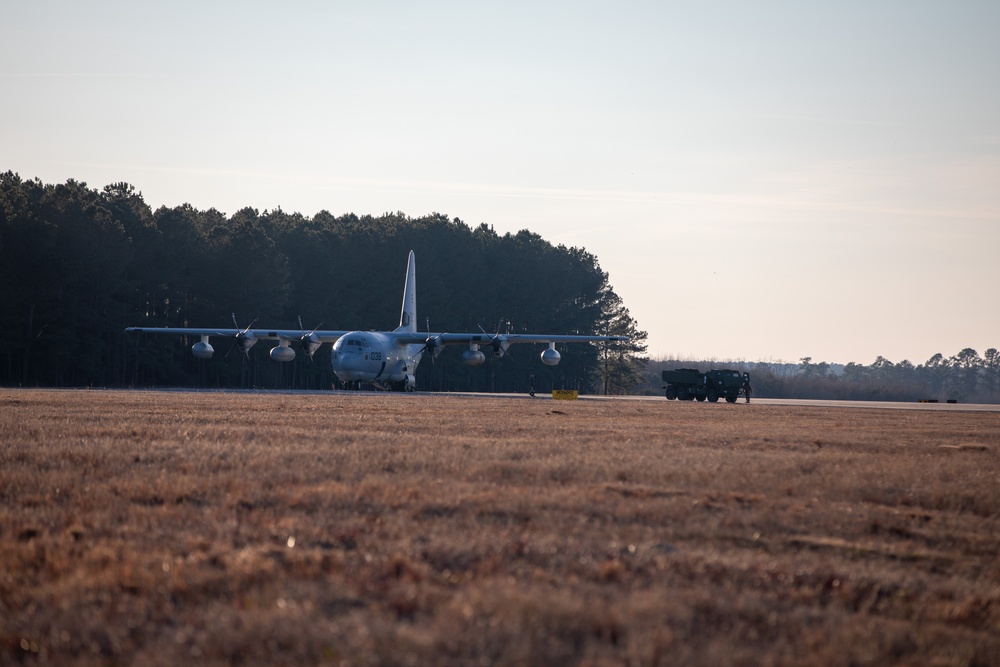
[0,173,647,394]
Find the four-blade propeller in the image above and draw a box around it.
[297,316,324,361]
[224,314,258,358]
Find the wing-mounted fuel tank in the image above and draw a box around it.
[540,342,561,366]
[462,344,486,366]
[192,335,214,359]
[270,340,295,362]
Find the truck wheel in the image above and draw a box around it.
[665,386,677,400]
[726,396,737,403]
[695,395,705,402]
[677,388,688,401]
[707,390,719,403]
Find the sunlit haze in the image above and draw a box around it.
[4,1,998,365]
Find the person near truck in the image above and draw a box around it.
[742,374,752,403]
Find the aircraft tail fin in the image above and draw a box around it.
[395,250,417,333]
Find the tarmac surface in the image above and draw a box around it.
[115,387,1000,412]
[451,393,1000,412]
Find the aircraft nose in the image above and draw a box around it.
[334,353,364,374]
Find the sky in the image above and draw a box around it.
[3,1,998,365]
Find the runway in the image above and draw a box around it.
[123,386,1000,412]
[738,397,1000,412]
[461,392,1000,412]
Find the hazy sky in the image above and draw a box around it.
[4,1,998,365]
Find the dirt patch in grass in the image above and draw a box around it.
[2,389,999,665]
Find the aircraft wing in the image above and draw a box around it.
[125,327,349,342]
[388,332,628,346]
[126,327,627,348]
[388,331,628,368]
[481,334,629,345]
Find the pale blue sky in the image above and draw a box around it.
[4,1,998,364]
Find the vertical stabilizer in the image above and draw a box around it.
[395,251,417,333]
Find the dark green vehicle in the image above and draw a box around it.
[662,368,749,403]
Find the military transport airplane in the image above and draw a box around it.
[126,251,628,391]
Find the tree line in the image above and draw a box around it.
[640,349,1000,403]
[0,173,647,393]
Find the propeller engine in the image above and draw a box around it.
[225,314,258,358]
[269,318,324,363]
[419,334,446,362]
[297,317,323,360]
[490,337,511,358]
[478,321,511,360]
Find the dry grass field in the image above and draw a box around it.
[2,389,999,666]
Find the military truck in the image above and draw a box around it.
[661,368,749,403]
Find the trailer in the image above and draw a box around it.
[662,368,748,403]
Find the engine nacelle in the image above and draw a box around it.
[462,349,486,366]
[192,340,214,359]
[236,331,257,353]
[540,347,561,366]
[270,344,296,363]
[301,333,322,359]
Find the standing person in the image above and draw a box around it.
[742,374,752,403]
[529,374,536,398]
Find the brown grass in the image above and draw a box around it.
[2,389,999,666]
